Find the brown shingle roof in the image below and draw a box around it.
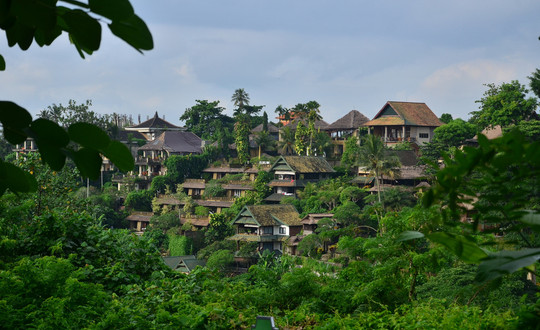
[138,131,202,154]
[236,204,301,226]
[364,102,443,127]
[129,112,180,129]
[325,110,369,131]
[278,156,335,174]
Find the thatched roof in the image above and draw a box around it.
[251,123,279,133]
[301,213,334,225]
[272,156,335,174]
[364,101,443,127]
[138,131,202,154]
[325,110,369,131]
[233,204,301,227]
[284,118,329,131]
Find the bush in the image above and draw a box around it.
[124,190,153,211]
[168,235,193,256]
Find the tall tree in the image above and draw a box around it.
[294,121,309,155]
[528,68,540,99]
[275,105,292,125]
[358,135,401,204]
[180,100,233,141]
[439,113,453,124]
[341,136,361,173]
[470,81,538,130]
[39,100,112,131]
[262,111,269,132]
[278,126,295,155]
[234,115,251,164]
[254,130,275,159]
[231,88,250,110]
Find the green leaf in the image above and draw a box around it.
[89,0,134,21]
[62,9,102,52]
[71,148,102,179]
[397,231,425,242]
[0,101,32,128]
[0,101,32,144]
[11,0,57,30]
[427,232,488,263]
[109,14,153,52]
[519,210,540,229]
[0,162,37,193]
[30,118,69,147]
[476,248,540,282]
[68,122,111,150]
[6,21,34,50]
[0,54,5,70]
[37,144,66,171]
[102,140,134,172]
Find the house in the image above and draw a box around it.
[153,163,271,215]
[363,101,444,146]
[301,213,335,235]
[266,156,335,202]
[251,123,279,141]
[126,211,153,234]
[119,131,203,190]
[125,111,184,141]
[324,110,370,158]
[228,204,302,253]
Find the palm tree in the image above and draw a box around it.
[254,130,275,159]
[357,134,401,204]
[231,88,250,109]
[278,126,295,155]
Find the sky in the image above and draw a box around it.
[2,0,540,126]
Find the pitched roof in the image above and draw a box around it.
[285,118,329,130]
[129,111,180,129]
[385,150,418,166]
[325,110,370,131]
[301,213,334,225]
[272,156,335,174]
[364,101,444,127]
[251,123,279,133]
[115,130,147,142]
[233,204,301,227]
[138,131,202,154]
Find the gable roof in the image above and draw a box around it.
[128,112,181,129]
[162,255,206,272]
[271,156,335,174]
[232,204,301,227]
[364,101,444,127]
[138,131,202,154]
[325,110,370,131]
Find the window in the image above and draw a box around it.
[279,227,286,234]
[263,227,273,235]
[233,190,242,197]
[419,133,429,139]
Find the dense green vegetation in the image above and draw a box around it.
[1,2,540,324]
